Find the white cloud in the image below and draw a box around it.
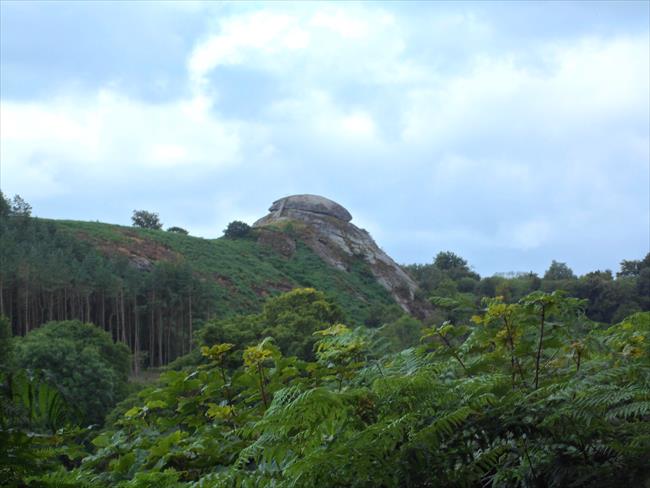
[188,11,310,86]
[400,36,649,146]
[187,5,409,91]
[1,2,647,273]
[0,90,244,204]
[266,90,382,147]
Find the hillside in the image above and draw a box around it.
[53,218,397,320]
[0,197,415,367]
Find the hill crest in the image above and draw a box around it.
[253,195,428,317]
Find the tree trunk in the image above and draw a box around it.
[157,307,163,367]
[166,313,171,363]
[120,290,126,343]
[133,294,139,376]
[101,292,106,330]
[25,284,29,333]
[188,292,193,352]
[149,291,155,367]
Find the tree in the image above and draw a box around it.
[223,220,251,239]
[166,226,188,235]
[434,251,480,281]
[543,260,576,280]
[0,315,13,376]
[434,251,469,271]
[10,195,32,217]
[131,210,162,230]
[619,253,650,277]
[376,315,422,352]
[261,288,344,359]
[0,191,11,219]
[14,320,130,425]
[200,288,344,361]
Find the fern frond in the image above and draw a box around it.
[605,400,650,421]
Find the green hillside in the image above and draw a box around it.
[55,219,395,319]
[0,214,396,366]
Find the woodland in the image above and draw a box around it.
[1,193,649,487]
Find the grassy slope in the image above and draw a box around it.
[52,219,396,325]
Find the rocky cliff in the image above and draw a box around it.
[254,195,430,317]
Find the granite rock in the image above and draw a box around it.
[253,195,428,317]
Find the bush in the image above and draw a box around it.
[223,220,251,239]
[166,226,188,235]
[15,321,130,425]
[132,210,162,230]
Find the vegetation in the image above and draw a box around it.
[1,290,647,487]
[14,320,130,425]
[167,227,189,235]
[0,194,394,369]
[223,220,251,239]
[132,210,163,230]
[2,194,648,486]
[200,288,344,361]
[0,206,213,368]
[405,251,650,325]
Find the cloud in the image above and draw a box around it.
[187,5,408,92]
[0,89,243,200]
[400,36,649,147]
[1,2,647,274]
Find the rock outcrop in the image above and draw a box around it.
[254,195,429,317]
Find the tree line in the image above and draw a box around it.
[0,194,216,370]
[405,251,650,325]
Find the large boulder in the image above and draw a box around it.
[254,194,352,226]
[253,195,429,317]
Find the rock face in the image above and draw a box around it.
[254,195,429,317]
[270,194,352,222]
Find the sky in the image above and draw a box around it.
[1,1,649,276]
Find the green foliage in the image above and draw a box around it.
[15,321,130,425]
[200,288,345,361]
[434,251,480,280]
[223,220,251,239]
[262,288,344,359]
[407,252,649,325]
[21,291,647,487]
[131,210,163,230]
[363,302,403,328]
[0,315,91,487]
[10,370,72,431]
[1,214,396,366]
[406,250,479,297]
[3,194,33,217]
[0,190,10,218]
[0,425,89,487]
[166,226,189,235]
[376,314,422,352]
[0,316,13,378]
[543,259,576,280]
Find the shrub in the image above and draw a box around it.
[166,226,188,235]
[223,220,251,239]
[132,210,162,230]
[15,321,130,425]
